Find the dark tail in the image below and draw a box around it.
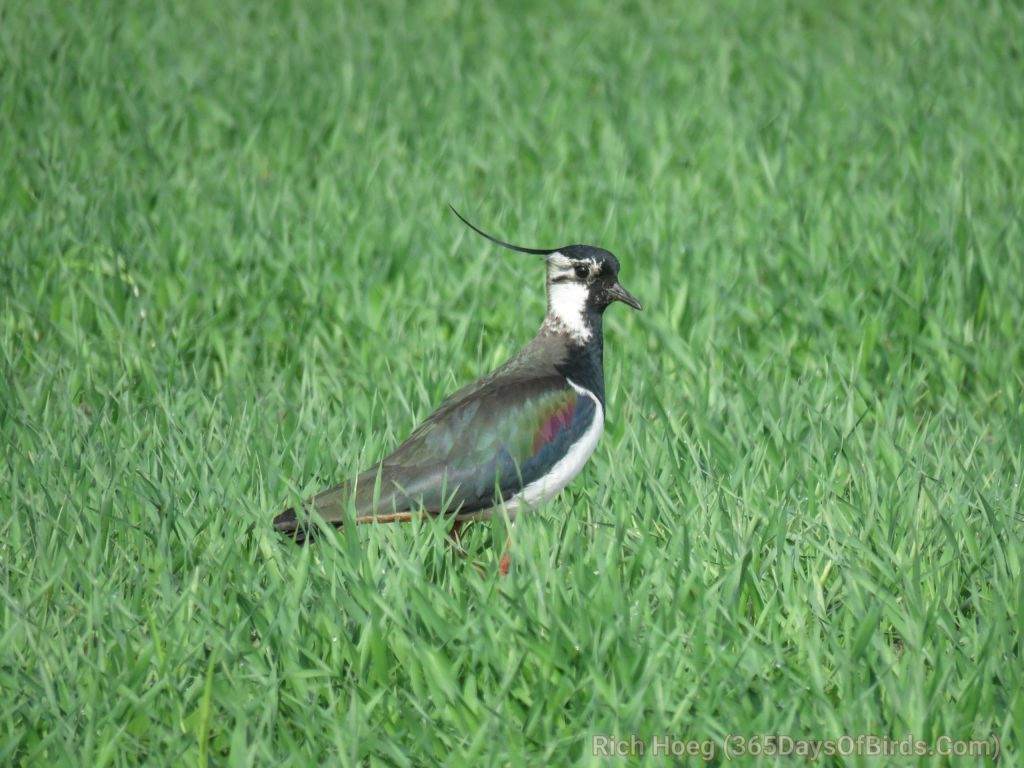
[272,506,337,544]
[272,507,310,544]
[274,473,428,542]
[274,483,351,543]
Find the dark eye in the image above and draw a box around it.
[574,265,590,279]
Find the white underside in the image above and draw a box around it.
[501,379,604,519]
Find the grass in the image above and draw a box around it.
[2,0,1023,764]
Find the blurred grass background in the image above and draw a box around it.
[2,0,1023,764]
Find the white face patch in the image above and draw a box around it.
[544,252,596,341]
[546,280,591,341]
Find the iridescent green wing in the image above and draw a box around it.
[371,374,597,515]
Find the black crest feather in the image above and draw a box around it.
[449,205,558,255]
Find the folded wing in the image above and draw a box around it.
[273,374,597,536]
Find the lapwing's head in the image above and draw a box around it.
[450,206,641,342]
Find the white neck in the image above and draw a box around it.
[545,280,592,341]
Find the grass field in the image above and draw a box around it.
[3,0,1023,764]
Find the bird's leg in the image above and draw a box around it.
[498,535,512,576]
[446,518,511,577]
[446,518,490,576]
[447,518,469,558]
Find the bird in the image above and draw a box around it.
[273,206,642,572]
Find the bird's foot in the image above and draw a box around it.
[447,519,469,558]
[498,535,512,576]
[447,520,511,577]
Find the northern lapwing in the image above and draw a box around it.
[274,206,642,573]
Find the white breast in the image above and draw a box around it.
[502,379,604,518]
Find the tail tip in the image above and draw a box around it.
[273,507,313,543]
[273,507,298,532]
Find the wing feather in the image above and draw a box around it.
[276,373,597,532]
